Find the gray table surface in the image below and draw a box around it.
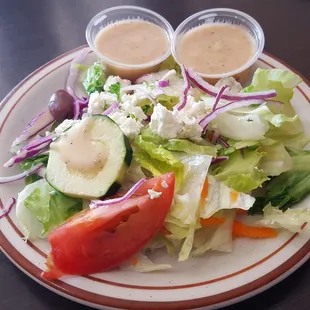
[0,0,309,309]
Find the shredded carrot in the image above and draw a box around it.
[130,257,138,266]
[160,226,171,235]
[201,177,209,202]
[200,217,225,226]
[232,221,278,239]
[236,208,248,215]
[230,191,239,203]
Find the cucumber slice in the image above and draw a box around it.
[46,115,132,199]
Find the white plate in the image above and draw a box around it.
[0,47,310,310]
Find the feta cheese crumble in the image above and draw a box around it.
[103,75,131,92]
[147,189,162,200]
[150,104,203,142]
[88,91,118,114]
[150,104,182,139]
[109,111,144,139]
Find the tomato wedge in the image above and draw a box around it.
[42,173,175,279]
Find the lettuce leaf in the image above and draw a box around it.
[156,94,179,111]
[170,154,212,225]
[259,204,310,233]
[250,149,310,214]
[211,111,269,141]
[243,68,306,145]
[135,135,183,168]
[258,142,293,176]
[159,55,181,74]
[243,68,302,105]
[83,61,106,94]
[163,139,216,157]
[200,176,255,219]
[20,153,49,185]
[212,148,268,192]
[140,127,166,144]
[16,180,46,239]
[24,181,83,233]
[133,149,183,189]
[140,127,216,156]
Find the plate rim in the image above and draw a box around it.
[0,47,310,310]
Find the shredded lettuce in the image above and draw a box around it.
[170,154,212,225]
[193,210,235,256]
[83,61,106,94]
[259,204,310,233]
[200,176,255,219]
[120,253,171,272]
[169,154,212,261]
[212,148,268,192]
[258,142,293,176]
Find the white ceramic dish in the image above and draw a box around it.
[0,46,309,310]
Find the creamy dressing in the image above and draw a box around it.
[51,118,108,173]
[177,23,255,75]
[95,20,169,66]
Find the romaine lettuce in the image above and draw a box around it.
[212,148,268,192]
[83,61,106,94]
[24,180,83,234]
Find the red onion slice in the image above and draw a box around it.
[176,65,191,111]
[121,85,157,105]
[211,156,229,165]
[0,163,45,184]
[90,178,147,209]
[73,100,80,120]
[199,98,264,131]
[12,110,54,147]
[4,134,55,168]
[186,68,276,101]
[212,85,230,111]
[20,133,57,152]
[158,80,170,88]
[211,129,220,144]
[0,198,16,219]
[3,143,49,167]
[66,47,91,99]
[218,136,230,148]
[135,73,151,84]
[103,102,119,116]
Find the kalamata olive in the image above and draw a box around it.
[48,90,74,121]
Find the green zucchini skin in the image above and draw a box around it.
[45,115,133,199]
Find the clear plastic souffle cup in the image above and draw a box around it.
[86,5,174,81]
[171,8,265,84]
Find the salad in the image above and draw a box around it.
[1,48,310,279]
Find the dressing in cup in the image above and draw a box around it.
[86,6,174,81]
[172,8,265,84]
